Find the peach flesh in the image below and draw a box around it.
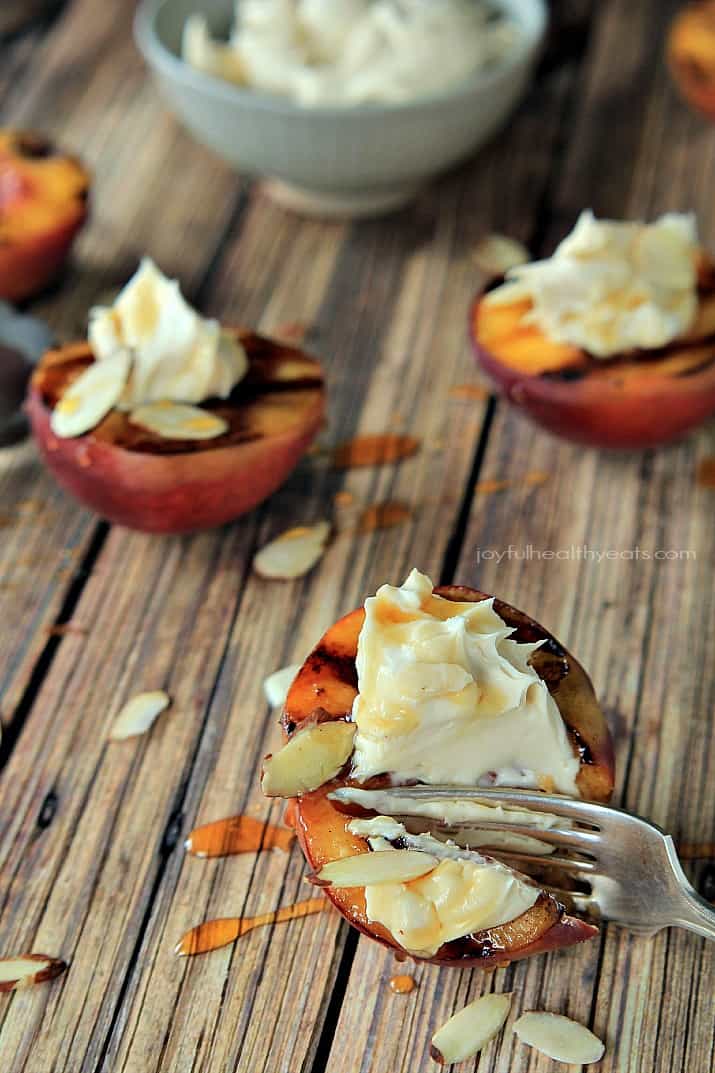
[282,587,615,968]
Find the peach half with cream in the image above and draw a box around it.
[471,211,715,447]
[27,259,324,533]
[261,570,614,968]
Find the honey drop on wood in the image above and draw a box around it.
[185,814,294,858]
[389,974,416,994]
[696,457,715,488]
[176,899,326,957]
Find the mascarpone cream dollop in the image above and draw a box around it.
[350,569,580,794]
[348,816,537,956]
[183,0,517,107]
[89,258,248,410]
[487,210,699,357]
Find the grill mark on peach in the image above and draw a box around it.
[33,334,324,455]
[307,646,359,690]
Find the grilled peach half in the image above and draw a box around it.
[668,2,715,120]
[27,332,325,533]
[0,130,89,302]
[282,585,615,968]
[470,257,715,448]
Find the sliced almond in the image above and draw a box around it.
[514,1012,605,1065]
[261,720,355,797]
[264,663,301,708]
[311,849,438,888]
[253,522,331,580]
[129,402,228,441]
[431,993,512,1065]
[0,954,67,992]
[472,234,530,277]
[110,690,171,741]
[51,349,131,438]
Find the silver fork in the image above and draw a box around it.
[382,786,715,940]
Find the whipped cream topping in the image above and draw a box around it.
[347,816,537,956]
[486,210,699,357]
[350,569,580,794]
[89,259,247,410]
[183,0,517,107]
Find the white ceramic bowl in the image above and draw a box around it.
[135,0,546,218]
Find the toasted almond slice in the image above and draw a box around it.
[263,663,301,708]
[51,349,131,438]
[110,690,171,741]
[431,993,512,1065]
[261,721,355,797]
[128,402,228,440]
[0,954,67,992]
[472,234,530,277]
[311,849,438,888]
[253,522,331,580]
[514,1012,605,1065]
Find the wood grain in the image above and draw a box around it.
[0,0,713,1072]
[326,4,715,1073]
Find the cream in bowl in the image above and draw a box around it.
[135,0,546,217]
[182,0,520,107]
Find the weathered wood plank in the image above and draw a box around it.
[327,2,715,1072]
[0,0,244,734]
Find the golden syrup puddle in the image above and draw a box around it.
[677,842,715,860]
[185,814,294,858]
[176,899,326,957]
[358,501,412,533]
[449,383,489,401]
[332,434,421,469]
[696,457,715,488]
[389,974,416,994]
[475,471,550,495]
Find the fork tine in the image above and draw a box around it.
[481,848,597,874]
[447,822,601,855]
[378,786,608,827]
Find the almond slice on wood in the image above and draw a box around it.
[253,522,331,580]
[110,690,171,741]
[261,721,355,797]
[310,849,438,888]
[431,993,512,1065]
[51,349,131,438]
[514,1012,605,1065]
[0,954,67,992]
[472,234,529,277]
[264,664,301,708]
[129,402,228,440]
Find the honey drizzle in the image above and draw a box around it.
[185,814,294,858]
[389,974,416,994]
[677,842,715,860]
[696,457,715,488]
[176,899,326,957]
[333,434,421,469]
[358,501,412,533]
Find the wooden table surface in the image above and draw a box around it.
[1,1,714,1071]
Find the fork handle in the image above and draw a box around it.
[667,839,715,941]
